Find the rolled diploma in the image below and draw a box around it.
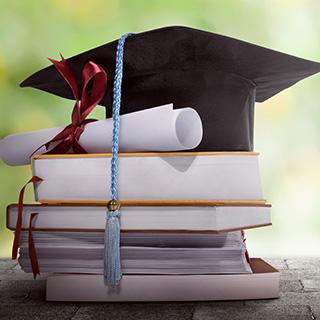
[0,104,203,166]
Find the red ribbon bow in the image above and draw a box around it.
[36,54,107,154]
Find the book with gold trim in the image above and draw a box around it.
[31,152,263,203]
[7,202,271,233]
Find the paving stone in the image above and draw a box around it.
[0,304,79,320]
[193,301,245,307]
[0,261,49,281]
[311,305,320,319]
[280,269,319,281]
[301,277,320,292]
[0,260,18,272]
[245,291,320,306]
[193,305,313,320]
[286,258,320,271]
[72,303,195,320]
[0,280,46,304]
[11,262,22,272]
[280,280,303,292]
[0,271,49,281]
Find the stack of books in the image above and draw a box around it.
[4,25,320,302]
[7,152,279,301]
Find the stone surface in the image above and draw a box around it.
[193,305,313,320]
[71,303,195,320]
[0,304,79,320]
[0,261,49,281]
[311,305,320,319]
[0,258,319,320]
[301,277,320,292]
[286,258,320,271]
[245,291,320,307]
[0,260,18,271]
[280,279,303,292]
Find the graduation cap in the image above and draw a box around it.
[20,26,320,152]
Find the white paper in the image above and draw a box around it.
[0,104,203,166]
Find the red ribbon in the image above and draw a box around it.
[28,213,40,279]
[12,177,42,278]
[12,176,43,260]
[34,54,107,154]
[12,57,107,274]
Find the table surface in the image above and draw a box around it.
[0,258,319,320]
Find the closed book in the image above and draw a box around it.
[31,152,263,203]
[7,202,271,233]
[18,231,231,248]
[46,258,279,301]
[18,231,251,275]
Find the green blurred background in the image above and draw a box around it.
[0,0,320,258]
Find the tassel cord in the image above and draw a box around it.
[104,33,132,285]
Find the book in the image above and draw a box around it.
[18,230,251,275]
[7,202,271,233]
[31,152,263,203]
[46,258,279,301]
[19,231,231,247]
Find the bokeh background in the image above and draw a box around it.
[0,0,319,258]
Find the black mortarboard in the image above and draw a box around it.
[20,26,320,151]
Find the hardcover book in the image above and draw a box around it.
[31,152,263,203]
[7,202,271,233]
[46,259,279,301]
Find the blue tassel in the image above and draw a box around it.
[104,210,121,286]
[104,33,132,285]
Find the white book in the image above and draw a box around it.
[31,152,263,203]
[18,231,251,275]
[7,203,271,232]
[46,258,279,301]
[19,247,251,275]
[19,231,231,247]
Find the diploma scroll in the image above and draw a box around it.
[0,104,203,166]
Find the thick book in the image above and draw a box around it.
[46,258,279,301]
[18,231,251,275]
[31,152,263,203]
[18,231,231,248]
[7,202,271,233]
